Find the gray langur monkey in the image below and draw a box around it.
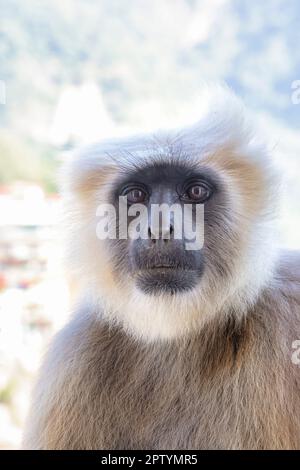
[23,86,300,449]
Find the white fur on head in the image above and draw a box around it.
[63,85,279,342]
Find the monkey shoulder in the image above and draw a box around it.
[44,306,123,374]
[254,249,300,340]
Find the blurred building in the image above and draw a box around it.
[0,183,69,449]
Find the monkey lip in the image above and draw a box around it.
[145,265,189,273]
[136,262,197,275]
[144,261,193,271]
[149,264,178,270]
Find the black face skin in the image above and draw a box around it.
[110,162,220,295]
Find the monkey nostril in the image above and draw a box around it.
[148,229,156,244]
[162,225,173,242]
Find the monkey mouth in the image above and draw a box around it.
[148,264,180,270]
[143,258,195,271]
[134,265,203,295]
[130,252,204,295]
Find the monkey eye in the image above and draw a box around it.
[182,182,212,203]
[122,186,148,204]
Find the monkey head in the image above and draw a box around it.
[64,86,279,341]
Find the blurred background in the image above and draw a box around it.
[0,0,299,449]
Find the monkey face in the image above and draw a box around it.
[109,162,221,295]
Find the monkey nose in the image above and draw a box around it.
[148,224,174,243]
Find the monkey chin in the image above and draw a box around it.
[135,268,203,295]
